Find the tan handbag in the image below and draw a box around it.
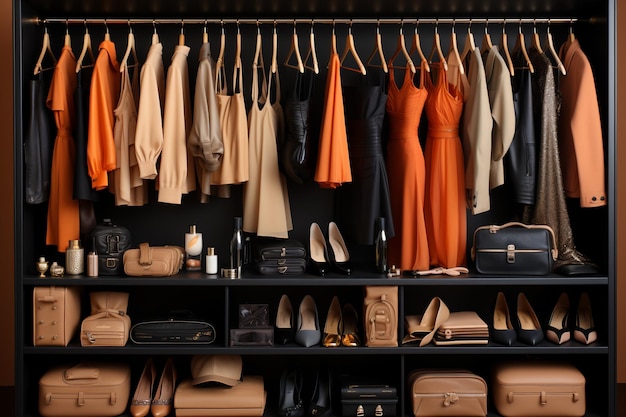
[80,292,131,346]
[38,362,131,417]
[33,286,82,346]
[123,242,185,277]
[409,369,487,417]
[363,286,398,347]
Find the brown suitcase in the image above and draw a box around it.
[174,375,266,416]
[80,292,131,346]
[408,369,487,417]
[33,286,82,346]
[38,362,131,417]
[492,361,585,417]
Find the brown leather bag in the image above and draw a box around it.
[363,286,398,347]
[409,369,487,417]
[123,242,184,277]
[33,286,81,346]
[80,292,131,346]
[38,362,131,417]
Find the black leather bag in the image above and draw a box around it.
[130,311,215,344]
[340,378,398,417]
[256,258,307,276]
[253,238,307,276]
[471,222,558,275]
[88,219,132,275]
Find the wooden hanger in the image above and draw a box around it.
[512,20,534,73]
[330,20,337,56]
[120,22,139,73]
[480,19,493,54]
[460,20,476,62]
[216,20,226,67]
[568,19,576,43]
[499,21,515,76]
[64,20,71,47]
[33,23,57,75]
[409,20,430,72]
[271,21,278,74]
[340,21,367,75]
[104,19,110,41]
[448,20,464,75]
[252,24,263,67]
[178,20,185,46]
[428,20,448,71]
[284,20,305,73]
[365,20,388,73]
[75,20,95,73]
[152,20,159,45]
[545,21,567,75]
[303,21,319,74]
[531,20,543,53]
[234,20,242,69]
[389,21,416,73]
[202,20,208,44]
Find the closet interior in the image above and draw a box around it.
[14,0,615,416]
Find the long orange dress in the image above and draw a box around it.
[424,63,466,268]
[314,52,352,188]
[46,46,80,252]
[386,64,430,271]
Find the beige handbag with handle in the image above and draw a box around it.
[123,242,185,276]
[80,292,131,346]
[363,286,398,347]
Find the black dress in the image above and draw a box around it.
[74,69,99,202]
[336,80,395,245]
[24,72,54,204]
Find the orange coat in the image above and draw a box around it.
[87,40,120,190]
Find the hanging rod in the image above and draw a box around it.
[36,17,584,26]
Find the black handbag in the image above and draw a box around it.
[253,238,307,276]
[88,219,132,275]
[340,378,398,417]
[471,222,558,275]
[129,311,215,344]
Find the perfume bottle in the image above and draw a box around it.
[229,217,243,278]
[375,217,388,274]
[87,237,98,277]
[185,225,203,271]
[205,247,218,275]
[65,239,84,275]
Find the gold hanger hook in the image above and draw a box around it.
[400,18,404,35]
[65,18,69,35]
[518,18,522,34]
[152,19,156,34]
[415,18,419,34]
[452,18,456,34]
[570,18,574,35]
[376,18,380,34]
[180,19,184,35]
[547,19,551,34]
[128,19,132,33]
[256,19,260,34]
[237,19,240,34]
[273,19,277,34]
[485,18,489,34]
[293,18,297,34]
[533,18,537,34]
[349,18,353,35]
[203,19,208,34]
[502,18,506,34]
[468,18,472,34]
[104,18,109,34]
[435,18,439,35]
[84,18,88,33]
[310,19,314,34]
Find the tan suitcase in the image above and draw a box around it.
[33,286,82,346]
[174,375,266,416]
[38,362,131,417]
[80,291,131,346]
[492,361,585,417]
[408,369,487,417]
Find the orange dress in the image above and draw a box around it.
[46,46,80,252]
[314,52,352,188]
[385,64,430,271]
[424,63,466,268]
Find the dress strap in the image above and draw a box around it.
[418,60,425,88]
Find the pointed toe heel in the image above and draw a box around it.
[341,303,361,347]
[323,296,342,347]
[516,293,544,346]
[328,222,352,275]
[546,293,570,345]
[278,368,304,417]
[309,223,330,276]
[276,294,295,345]
[295,295,321,347]
[574,292,597,345]
[492,292,516,346]
[130,358,156,417]
[151,358,176,417]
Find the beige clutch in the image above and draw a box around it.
[123,242,184,277]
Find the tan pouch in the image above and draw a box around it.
[80,292,131,346]
[433,311,489,345]
[363,286,398,347]
[123,242,184,277]
[33,286,82,346]
[174,376,266,416]
[409,369,487,417]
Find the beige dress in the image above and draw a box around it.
[243,53,292,238]
[211,59,249,197]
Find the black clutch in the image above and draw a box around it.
[130,311,215,344]
[253,237,307,261]
[256,258,307,276]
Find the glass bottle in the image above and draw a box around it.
[205,247,218,275]
[65,239,84,275]
[375,217,388,274]
[185,225,203,271]
[230,217,243,278]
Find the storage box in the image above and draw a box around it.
[174,375,266,416]
[408,370,487,417]
[492,362,585,417]
[341,382,398,417]
[230,328,274,346]
[33,286,82,346]
[38,362,130,417]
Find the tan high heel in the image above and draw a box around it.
[341,303,360,347]
[276,294,295,345]
[323,296,342,347]
[130,358,156,417]
[574,292,597,345]
[151,357,177,417]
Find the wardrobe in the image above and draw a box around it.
[13,0,616,416]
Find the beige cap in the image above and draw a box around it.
[191,354,242,387]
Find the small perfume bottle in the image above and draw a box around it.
[375,217,388,274]
[87,237,98,277]
[229,217,243,278]
[205,247,218,275]
[185,225,203,271]
[65,239,84,275]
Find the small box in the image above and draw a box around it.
[238,304,270,328]
[341,379,398,417]
[230,328,274,346]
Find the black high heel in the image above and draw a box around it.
[546,293,570,345]
[279,368,305,417]
[309,223,330,276]
[574,292,597,345]
[516,293,544,346]
[308,366,332,417]
[328,222,352,275]
[276,294,295,345]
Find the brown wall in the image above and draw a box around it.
[617,1,626,383]
[0,0,14,386]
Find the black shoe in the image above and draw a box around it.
[491,292,516,346]
[328,222,352,275]
[309,223,330,276]
[279,368,305,417]
[308,366,332,417]
[276,294,295,345]
[516,293,544,346]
